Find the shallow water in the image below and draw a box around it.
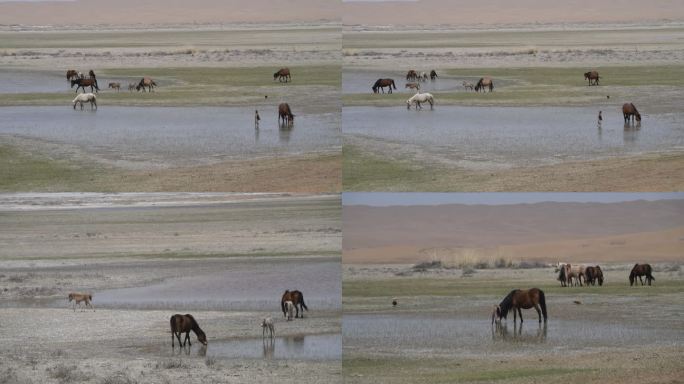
[0,70,67,93]
[343,313,683,356]
[343,70,473,94]
[92,259,341,311]
[0,106,340,166]
[344,106,684,168]
[205,334,341,361]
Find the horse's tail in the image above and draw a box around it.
[391,80,396,90]
[539,290,548,321]
[300,295,308,311]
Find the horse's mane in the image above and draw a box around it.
[498,289,518,317]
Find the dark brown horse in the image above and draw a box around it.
[274,68,291,82]
[66,69,78,81]
[136,77,157,92]
[406,70,418,81]
[492,288,547,324]
[622,103,641,124]
[170,314,207,348]
[584,71,600,85]
[630,263,655,286]
[475,77,494,92]
[372,78,396,94]
[281,290,308,318]
[430,70,438,80]
[70,78,99,93]
[278,103,295,125]
[585,265,604,286]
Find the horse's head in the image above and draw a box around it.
[197,330,208,346]
[635,113,641,122]
[273,72,279,80]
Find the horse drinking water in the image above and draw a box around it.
[492,288,547,325]
[281,290,308,318]
[406,92,434,110]
[170,314,207,347]
[372,78,396,94]
[72,93,97,110]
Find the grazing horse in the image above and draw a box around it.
[406,70,418,81]
[372,78,396,94]
[492,288,547,325]
[273,68,291,82]
[136,77,157,92]
[474,77,494,92]
[585,265,604,286]
[262,317,275,339]
[72,93,97,110]
[584,71,600,86]
[66,69,78,81]
[622,103,641,124]
[71,78,99,93]
[405,82,420,92]
[170,314,207,347]
[430,70,438,80]
[462,81,475,91]
[281,290,308,318]
[278,103,295,126]
[406,92,434,110]
[68,292,95,311]
[630,263,655,286]
[128,83,136,92]
[108,82,120,92]
[284,301,295,321]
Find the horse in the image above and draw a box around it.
[557,263,568,287]
[108,82,120,92]
[630,263,655,286]
[170,314,207,348]
[492,288,547,325]
[584,71,600,86]
[372,78,396,94]
[585,265,604,286]
[273,68,291,82]
[474,77,494,92]
[136,77,157,92]
[262,317,275,339]
[430,70,438,80]
[405,82,420,92]
[72,93,97,110]
[278,103,295,126]
[406,70,418,81]
[68,292,95,311]
[281,290,308,318]
[419,72,428,82]
[406,92,434,110]
[66,69,78,81]
[622,103,641,124]
[128,83,136,92]
[70,78,99,93]
[462,81,475,91]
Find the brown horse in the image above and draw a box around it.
[278,103,295,125]
[372,78,396,94]
[406,70,418,81]
[430,70,438,80]
[136,77,157,92]
[281,290,308,318]
[585,265,604,286]
[66,69,78,81]
[474,77,494,92]
[584,71,600,86]
[630,263,655,286]
[622,103,641,124]
[170,314,207,347]
[68,292,94,312]
[405,82,420,92]
[274,68,291,82]
[71,78,99,93]
[108,82,120,92]
[492,288,547,325]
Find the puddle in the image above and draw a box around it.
[89,259,341,311]
[0,106,340,167]
[343,313,683,356]
[344,106,684,168]
[343,70,474,94]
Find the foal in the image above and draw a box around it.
[68,292,95,312]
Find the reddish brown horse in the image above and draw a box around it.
[278,103,294,125]
[406,70,418,81]
[584,71,600,85]
[66,69,78,81]
[281,290,308,318]
[372,78,396,94]
[622,103,641,124]
[630,263,655,286]
[585,265,604,286]
[475,77,494,92]
[274,68,291,82]
[71,78,99,93]
[492,288,547,324]
[136,77,157,92]
[170,314,207,348]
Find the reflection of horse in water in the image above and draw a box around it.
[492,321,547,343]
[263,337,275,359]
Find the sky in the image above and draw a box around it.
[342,193,684,206]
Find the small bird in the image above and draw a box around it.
[598,110,602,123]
[392,298,397,307]
[573,300,582,305]
[606,95,610,99]
[264,95,268,99]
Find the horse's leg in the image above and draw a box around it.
[185,331,191,346]
[534,304,542,323]
[518,308,523,323]
[513,308,516,323]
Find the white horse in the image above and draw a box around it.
[261,317,275,339]
[406,92,434,110]
[284,300,295,321]
[72,93,97,110]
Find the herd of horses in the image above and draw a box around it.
[66,289,308,348]
[556,262,654,287]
